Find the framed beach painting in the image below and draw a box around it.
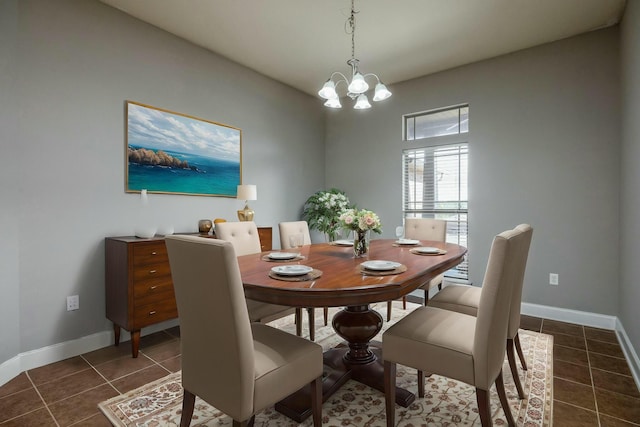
[125,101,242,197]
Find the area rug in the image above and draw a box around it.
[99,303,553,426]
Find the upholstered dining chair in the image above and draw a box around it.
[165,236,323,427]
[427,223,533,399]
[215,221,302,331]
[383,226,530,427]
[278,221,329,341]
[386,218,447,321]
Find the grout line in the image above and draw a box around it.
[79,354,121,396]
[25,371,60,427]
[584,325,602,427]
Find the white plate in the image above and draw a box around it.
[415,246,441,254]
[332,240,354,246]
[268,252,299,260]
[271,265,313,276]
[395,239,420,245]
[361,260,402,271]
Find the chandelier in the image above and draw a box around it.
[317,0,392,109]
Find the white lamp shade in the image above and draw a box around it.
[347,73,369,94]
[318,80,338,99]
[373,83,392,101]
[324,98,342,108]
[353,94,372,109]
[237,184,257,201]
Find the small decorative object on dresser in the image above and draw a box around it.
[198,219,213,234]
[236,184,257,221]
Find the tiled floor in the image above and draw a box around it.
[0,317,638,426]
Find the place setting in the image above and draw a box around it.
[268,264,322,281]
[410,246,448,256]
[261,251,305,262]
[392,225,420,246]
[358,260,407,276]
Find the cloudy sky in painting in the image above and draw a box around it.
[127,103,240,162]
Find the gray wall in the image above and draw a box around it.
[621,2,640,355]
[326,28,621,315]
[0,0,324,362]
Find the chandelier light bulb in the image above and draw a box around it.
[318,80,338,99]
[373,82,392,101]
[353,94,371,109]
[324,98,342,108]
[348,72,369,94]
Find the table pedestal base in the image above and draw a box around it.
[275,304,416,423]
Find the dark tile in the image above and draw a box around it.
[596,388,640,424]
[588,339,625,358]
[0,373,32,399]
[92,353,154,381]
[82,343,131,366]
[37,368,106,404]
[554,345,588,366]
[589,353,632,376]
[138,331,175,349]
[552,401,599,426]
[551,332,587,350]
[542,319,584,337]
[592,369,640,398]
[48,384,118,427]
[159,355,181,373]
[554,359,592,385]
[141,339,180,362]
[0,408,57,426]
[111,365,170,394]
[70,412,114,426]
[519,315,542,332]
[599,413,640,427]
[28,356,91,385]
[553,377,596,410]
[584,327,619,344]
[165,326,180,337]
[0,388,44,423]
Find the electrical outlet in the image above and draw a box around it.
[549,273,558,286]
[66,295,79,311]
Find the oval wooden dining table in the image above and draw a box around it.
[237,238,467,422]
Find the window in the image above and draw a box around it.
[402,105,469,280]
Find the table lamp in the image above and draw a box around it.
[236,184,257,221]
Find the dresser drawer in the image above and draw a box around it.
[132,243,168,267]
[132,262,172,282]
[133,297,178,329]
[133,275,173,299]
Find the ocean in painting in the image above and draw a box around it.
[127,146,240,196]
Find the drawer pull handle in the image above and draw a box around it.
[149,270,157,274]
[150,285,158,290]
[151,251,157,255]
[149,311,156,316]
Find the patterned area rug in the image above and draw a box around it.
[99,303,553,426]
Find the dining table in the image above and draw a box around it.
[237,238,467,422]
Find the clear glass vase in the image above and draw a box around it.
[353,229,370,258]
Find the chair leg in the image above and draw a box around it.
[323,306,329,326]
[475,387,492,427]
[295,308,302,336]
[310,376,323,427]
[437,282,442,291]
[180,389,196,427]
[506,338,526,399]
[417,370,425,398]
[402,295,407,310]
[232,416,255,427]
[387,300,392,321]
[495,371,516,427]
[384,360,396,427]
[423,288,429,305]
[514,332,528,370]
[307,307,315,341]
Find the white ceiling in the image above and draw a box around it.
[99,0,626,97]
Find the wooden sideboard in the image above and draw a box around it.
[105,227,272,357]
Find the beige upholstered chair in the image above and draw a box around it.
[428,223,533,399]
[278,221,328,341]
[386,218,447,321]
[215,221,300,328]
[165,236,323,427]
[383,226,531,427]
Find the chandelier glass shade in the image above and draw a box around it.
[318,0,392,110]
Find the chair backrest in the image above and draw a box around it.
[165,235,255,420]
[473,226,530,389]
[507,224,534,338]
[404,218,447,241]
[279,221,312,249]
[215,221,262,256]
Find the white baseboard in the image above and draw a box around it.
[615,320,640,392]
[521,302,617,330]
[0,319,179,387]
